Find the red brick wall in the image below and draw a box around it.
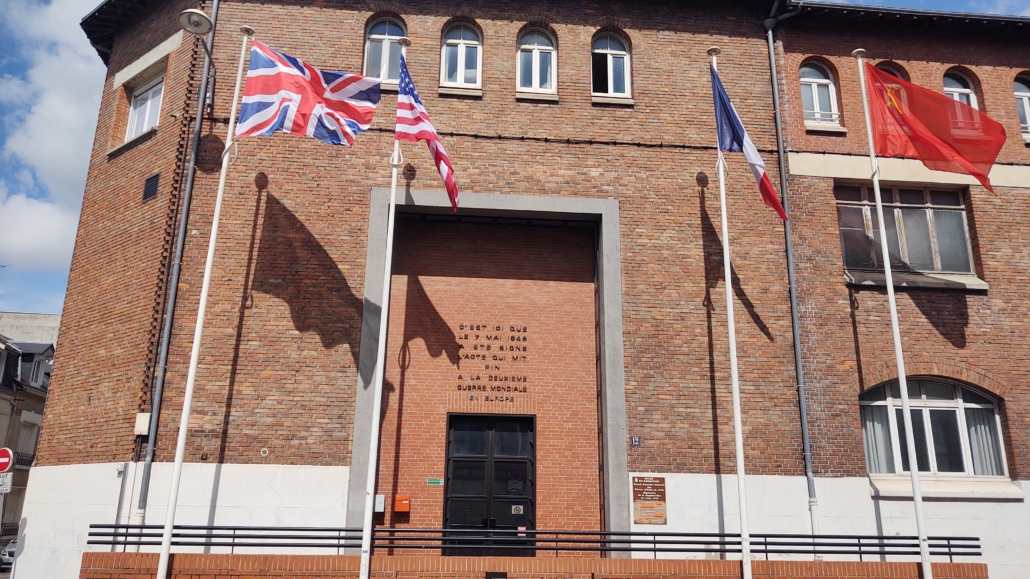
[78,552,990,579]
[375,219,602,537]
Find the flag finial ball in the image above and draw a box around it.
[852,48,867,58]
[707,46,721,57]
[398,36,412,47]
[240,25,255,36]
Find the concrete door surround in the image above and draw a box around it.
[345,188,631,548]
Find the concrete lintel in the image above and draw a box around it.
[346,189,630,550]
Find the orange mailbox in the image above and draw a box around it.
[394,494,411,513]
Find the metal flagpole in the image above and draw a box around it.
[708,46,753,579]
[155,25,254,579]
[852,48,933,579]
[358,138,403,579]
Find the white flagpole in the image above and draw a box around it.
[358,138,401,579]
[852,48,933,579]
[708,46,752,579]
[154,25,254,579]
[359,37,411,579]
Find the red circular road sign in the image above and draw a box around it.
[0,448,13,473]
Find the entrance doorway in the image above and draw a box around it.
[445,414,535,555]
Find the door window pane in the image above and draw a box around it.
[448,499,487,526]
[452,419,488,455]
[934,210,972,272]
[901,208,934,270]
[494,461,530,496]
[494,422,530,456]
[492,499,530,528]
[897,408,931,472]
[450,460,487,495]
[929,410,965,472]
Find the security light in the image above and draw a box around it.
[178,9,213,36]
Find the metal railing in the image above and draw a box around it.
[1,524,19,537]
[87,524,981,561]
[14,452,34,468]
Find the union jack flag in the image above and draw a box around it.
[395,56,459,211]
[236,41,381,146]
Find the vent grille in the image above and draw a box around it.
[143,174,160,203]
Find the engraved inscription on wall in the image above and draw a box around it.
[455,324,529,404]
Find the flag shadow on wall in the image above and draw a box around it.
[251,194,363,366]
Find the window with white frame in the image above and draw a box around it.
[834,184,974,274]
[440,25,482,88]
[126,76,164,141]
[799,63,839,125]
[516,29,556,93]
[591,34,630,97]
[364,19,406,83]
[944,72,977,108]
[861,379,1007,477]
[1015,77,1030,138]
[29,359,44,386]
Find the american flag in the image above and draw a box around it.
[236,41,381,146]
[395,55,459,211]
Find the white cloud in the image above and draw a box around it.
[0,183,78,271]
[970,0,1030,16]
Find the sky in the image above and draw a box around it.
[0,0,1027,315]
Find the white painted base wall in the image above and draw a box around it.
[13,462,350,579]
[629,473,1029,579]
[12,465,1027,578]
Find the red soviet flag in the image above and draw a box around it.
[865,63,1007,192]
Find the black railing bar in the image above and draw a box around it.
[379,544,746,553]
[88,524,363,533]
[86,540,365,548]
[88,531,364,539]
[376,535,743,545]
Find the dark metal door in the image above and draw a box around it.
[444,415,535,556]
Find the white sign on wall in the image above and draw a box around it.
[0,472,12,494]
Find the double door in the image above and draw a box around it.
[445,415,535,555]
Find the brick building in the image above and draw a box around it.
[14,0,1030,578]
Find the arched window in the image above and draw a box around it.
[364,18,406,82]
[591,34,630,97]
[944,72,977,109]
[876,64,905,81]
[441,24,481,88]
[860,379,1007,477]
[799,62,839,125]
[516,29,556,93]
[1014,76,1030,138]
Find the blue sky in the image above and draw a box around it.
[0,0,1027,315]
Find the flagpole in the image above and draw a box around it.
[154,25,254,579]
[359,37,411,579]
[852,48,933,579]
[708,46,752,579]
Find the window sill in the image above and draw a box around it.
[516,91,559,102]
[591,95,634,106]
[380,81,399,94]
[438,86,482,98]
[845,269,988,291]
[106,127,157,158]
[869,476,1023,500]
[805,122,847,134]
[1023,133,1030,144]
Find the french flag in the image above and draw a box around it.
[710,66,788,221]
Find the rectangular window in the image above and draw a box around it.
[126,76,164,141]
[834,184,974,274]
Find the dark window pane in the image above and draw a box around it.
[492,499,530,528]
[930,190,962,206]
[897,408,931,472]
[859,385,887,401]
[612,56,626,94]
[494,421,530,456]
[838,206,872,268]
[901,208,934,270]
[872,209,903,269]
[924,382,955,400]
[899,189,925,205]
[888,381,918,400]
[592,52,608,93]
[930,409,965,472]
[962,388,993,406]
[387,22,404,36]
[448,499,486,526]
[519,50,533,88]
[833,185,863,202]
[450,460,487,495]
[452,419,487,455]
[934,210,972,272]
